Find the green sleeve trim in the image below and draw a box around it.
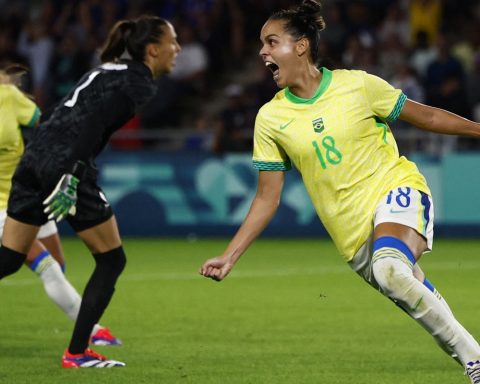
[26,107,41,127]
[386,93,407,122]
[253,160,291,171]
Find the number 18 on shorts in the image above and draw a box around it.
[374,187,434,250]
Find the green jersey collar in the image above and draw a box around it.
[285,67,332,104]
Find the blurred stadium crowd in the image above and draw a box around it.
[1,0,479,155]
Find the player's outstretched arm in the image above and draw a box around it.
[199,170,284,282]
[399,99,480,137]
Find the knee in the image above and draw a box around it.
[412,264,425,283]
[93,246,126,278]
[109,248,126,276]
[0,247,27,279]
[372,257,415,300]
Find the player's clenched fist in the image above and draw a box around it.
[199,256,234,282]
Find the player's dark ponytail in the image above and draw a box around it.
[269,0,326,67]
[100,15,168,63]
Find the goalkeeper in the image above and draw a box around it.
[0,15,180,368]
[0,63,120,347]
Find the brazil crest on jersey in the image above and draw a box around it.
[0,84,40,209]
[252,68,430,261]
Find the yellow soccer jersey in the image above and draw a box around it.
[0,84,40,209]
[253,68,430,261]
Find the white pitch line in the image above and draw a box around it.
[0,266,346,286]
[0,260,478,287]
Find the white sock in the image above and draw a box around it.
[372,250,480,366]
[423,278,479,365]
[31,252,81,321]
[30,251,104,335]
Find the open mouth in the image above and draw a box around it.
[265,61,279,81]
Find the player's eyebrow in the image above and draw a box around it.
[261,33,280,42]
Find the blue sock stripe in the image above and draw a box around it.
[61,263,66,273]
[420,192,431,235]
[423,278,435,293]
[372,249,414,268]
[29,251,51,271]
[373,236,416,265]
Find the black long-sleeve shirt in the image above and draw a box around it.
[27,60,157,177]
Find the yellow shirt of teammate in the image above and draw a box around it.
[253,68,430,261]
[0,84,40,208]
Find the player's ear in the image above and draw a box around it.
[296,37,309,57]
[146,43,159,58]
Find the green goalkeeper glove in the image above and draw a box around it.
[42,174,79,222]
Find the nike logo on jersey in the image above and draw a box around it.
[279,119,295,130]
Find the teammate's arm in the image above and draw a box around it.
[399,99,480,136]
[199,170,284,281]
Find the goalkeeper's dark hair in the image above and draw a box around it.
[269,0,326,67]
[100,15,168,63]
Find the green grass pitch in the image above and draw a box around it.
[0,238,478,383]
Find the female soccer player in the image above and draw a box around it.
[199,1,480,382]
[0,15,180,368]
[0,64,120,346]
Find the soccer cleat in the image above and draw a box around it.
[91,327,122,346]
[61,348,125,368]
[466,360,480,384]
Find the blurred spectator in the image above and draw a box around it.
[342,34,364,69]
[75,0,117,42]
[221,0,245,62]
[169,22,209,96]
[319,2,347,63]
[378,32,407,81]
[466,53,480,122]
[378,3,409,47]
[49,30,91,103]
[213,84,255,154]
[424,35,470,154]
[1,0,478,155]
[246,60,278,108]
[357,46,381,76]
[343,31,382,75]
[391,64,424,103]
[16,18,54,108]
[345,1,376,49]
[409,30,438,81]
[199,0,246,78]
[390,63,427,154]
[425,35,469,115]
[0,27,28,67]
[451,26,476,74]
[409,0,442,47]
